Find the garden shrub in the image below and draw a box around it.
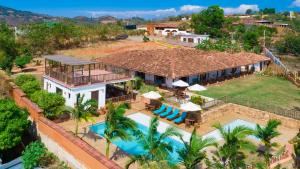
[22,141,68,169]
[20,80,41,96]
[119,102,131,109]
[190,95,204,105]
[143,35,150,42]
[15,55,32,69]
[133,77,143,90]
[15,74,37,87]
[22,141,47,169]
[0,99,30,151]
[139,83,157,94]
[31,90,65,119]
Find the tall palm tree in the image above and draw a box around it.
[178,128,216,169]
[104,102,137,158]
[125,117,182,169]
[71,94,97,136]
[254,119,281,167]
[208,123,256,169]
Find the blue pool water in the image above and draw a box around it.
[90,115,260,164]
[90,122,185,163]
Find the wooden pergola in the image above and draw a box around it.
[44,55,131,86]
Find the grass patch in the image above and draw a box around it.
[198,74,300,110]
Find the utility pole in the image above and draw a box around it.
[263,29,266,48]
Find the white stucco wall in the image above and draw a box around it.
[180,36,209,44]
[39,132,85,169]
[44,77,106,108]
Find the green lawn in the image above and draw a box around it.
[199,74,300,111]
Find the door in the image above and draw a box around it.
[91,90,99,104]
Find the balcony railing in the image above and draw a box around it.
[45,69,131,86]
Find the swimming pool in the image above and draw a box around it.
[89,113,259,163]
[90,113,185,163]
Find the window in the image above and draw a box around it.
[68,93,71,98]
[56,87,62,95]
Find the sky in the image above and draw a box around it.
[1,0,300,19]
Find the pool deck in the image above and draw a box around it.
[58,99,298,168]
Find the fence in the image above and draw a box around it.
[264,48,288,72]
[264,48,300,87]
[106,93,135,103]
[219,95,300,120]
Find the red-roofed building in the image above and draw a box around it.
[96,48,270,88]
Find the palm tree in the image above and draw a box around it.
[71,94,97,136]
[104,102,137,158]
[294,132,300,169]
[178,128,216,169]
[208,123,256,169]
[125,117,182,169]
[254,119,281,167]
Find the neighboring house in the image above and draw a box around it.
[96,48,270,88]
[147,23,189,36]
[180,34,209,44]
[43,55,132,108]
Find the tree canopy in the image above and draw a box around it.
[191,6,225,38]
[0,23,18,71]
[0,99,30,151]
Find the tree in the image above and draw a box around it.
[104,102,137,158]
[207,123,256,169]
[126,117,181,169]
[70,94,97,136]
[30,90,65,119]
[15,55,32,69]
[0,23,18,72]
[245,9,253,15]
[20,23,53,56]
[275,33,300,56]
[260,8,276,14]
[0,99,30,151]
[243,31,260,53]
[254,119,281,167]
[178,128,216,169]
[191,6,225,38]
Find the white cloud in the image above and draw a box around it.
[86,4,260,19]
[223,4,259,14]
[180,5,205,13]
[291,0,300,7]
[88,8,177,19]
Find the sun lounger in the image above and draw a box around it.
[166,109,180,120]
[158,106,172,116]
[173,112,187,124]
[153,104,166,115]
[160,107,175,117]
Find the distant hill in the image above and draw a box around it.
[0,5,62,26]
[0,5,149,26]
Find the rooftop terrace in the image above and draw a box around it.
[44,55,132,86]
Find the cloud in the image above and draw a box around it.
[223,4,259,14]
[180,5,205,13]
[291,0,300,7]
[86,4,260,19]
[88,8,177,19]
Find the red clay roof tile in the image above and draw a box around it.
[96,48,270,78]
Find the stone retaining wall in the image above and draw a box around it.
[202,103,300,129]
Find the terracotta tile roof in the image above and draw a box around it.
[95,48,270,79]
